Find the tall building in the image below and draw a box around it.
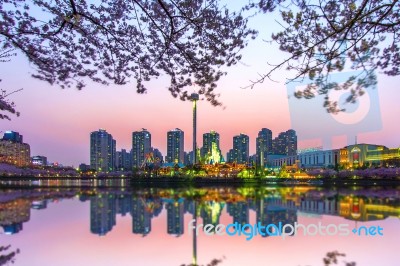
[201,131,223,164]
[231,133,249,164]
[272,129,297,156]
[150,147,163,163]
[132,129,151,168]
[90,129,116,172]
[0,131,30,167]
[2,131,23,143]
[256,128,273,166]
[116,149,132,170]
[166,128,184,164]
[286,129,298,156]
[227,149,235,163]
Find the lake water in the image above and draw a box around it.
[1,185,399,266]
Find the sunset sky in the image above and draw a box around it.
[1,9,400,167]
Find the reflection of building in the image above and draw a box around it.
[90,129,116,172]
[0,131,31,167]
[116,195,132,216]
[90,194,117,236]
[231,134,249,164]
[132,129,151,168]
[131,197,152,235]
[227,201,249,225]
[167,128,184,164]
[31,200,47,209]
[0,199,31,235]
[339,196,400,221]
[166,200,185,235]
[200,201,224,227]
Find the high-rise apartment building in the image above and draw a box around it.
[116,149,132,170]
[272,129,297,156]
[132,129,151,168]
[166,128,184,164]
[201,131,223,164]
[90,129,116,172]
[256,128,273,166]
[232,133,249,164]
[0,131,31,167]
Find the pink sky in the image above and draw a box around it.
[1,13,399,166]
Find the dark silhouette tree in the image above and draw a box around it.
[0,0,256,106]
[0,245,20,266]
[1,1,399,111]
[252,0,399,112]
[0,48,21,120]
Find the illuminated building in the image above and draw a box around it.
[201,131,223,164]
[90,129,116,172]
[226,149,235,163]
[32,155,47,166]
[167,128,184,164]
[2,131,23,143]
[272,149,339,168]
[339,144,400,168]
[256,128,273,166]
[116,149,132,170]
[272,129,297,156]
[191,93,199,164]
[0,131,31,167]
[233,133,249,164]
[132,129,151,168]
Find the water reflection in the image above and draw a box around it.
[1,186,399,237]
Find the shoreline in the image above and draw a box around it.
[0,176,399,188]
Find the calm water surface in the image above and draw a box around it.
[0,185,399,266]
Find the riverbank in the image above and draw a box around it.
[0,176,399,188]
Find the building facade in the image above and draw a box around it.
[231,133,249,164]
[90,129,116,172]
[339,144,400,168]
[256,128,273,166]
[116,149,132,171]
[272,149,340,168]
[166,128,184,164]
[132,129,151,168]
[0,131,31,167]
[272,129,297,156]
[31,156,47,166]
[201,131,223,164]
